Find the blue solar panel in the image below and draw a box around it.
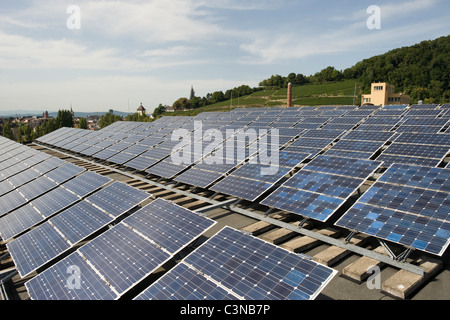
[0,190,27,217]
[17,176,58,201]
[335,164,450,256]
[44,163,85,184]
[260,156,382,222]
[24,198,216,299]
[0,204,43,241]
[134,262,235,300]
[381,143,449,160]
[61,171,112,198]
[26,252,118,300]
[31,187,81,219]
[7,222,71,277]
[392,133,450,146]
[328,140,385,153]
[210,175,274,201]
[135,227,337,300]
[174,167,224,188]
[122,198,216,255]
[145,159,188,179]
[75,225,172,296]
[376,154,442,168]
[86,181,151,218]
[50,200,114,245]
[302,155,382,179]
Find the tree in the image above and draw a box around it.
[2,121,14,140]
[99,113,123,129]
[56,109,74,128]
[78,117,88,129]
[173,97,191,110]
[124,113,151,122]
[152,104,166,118]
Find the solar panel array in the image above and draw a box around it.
[25,198,216,300]
[2,102,450,300]
[7,181,150,277]
[135,226,337,300]
[261,155,383,222]
[336,164,450,256]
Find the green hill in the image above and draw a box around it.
[161,35,449,117]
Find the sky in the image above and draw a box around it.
[0,0,449,114]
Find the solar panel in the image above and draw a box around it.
[17,176,58,201]
[0,190,27,217]
[145,159,188,179]
[301,155,382,179]
[393,133,450,146]
[0,180,15,197]
[382,143,449,159]
[335,164,450,256]
[0,204,43,241]
[261,156,382,222]
[210,151,309,201]
[324,149,374,159]
[328,140,386,154]
[135,226,337,300]
[174,167,225,188]
[7,222,71,277]
[375,154,442,168]
[50,200,114,245]
[61,171,112,198]
[85,181,151,218]
[44,163,85,184]
[26,251,118,300]
[26,198,216,300]
[122,198,216,255]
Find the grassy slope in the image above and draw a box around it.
[162,80,362,116]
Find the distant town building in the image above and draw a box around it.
[361,82,410,107]
[137,103,146,116]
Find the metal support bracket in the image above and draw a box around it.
[345,231,357,244]
[298,217,309,228]
[264,208,274,217]
[377,239,396,260]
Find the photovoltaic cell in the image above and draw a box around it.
[135,227,337,300]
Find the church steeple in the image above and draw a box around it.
[189,86,195,100]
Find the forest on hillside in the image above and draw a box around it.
[259,35,449,104]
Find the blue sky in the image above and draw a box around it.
[0,0,449,114]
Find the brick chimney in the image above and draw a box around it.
[287,82,292,108]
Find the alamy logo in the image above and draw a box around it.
[66,5,81,30]
[367,5,381,30]
[171,121,280,176]
[66,265,81,290]
[366,265,381,290]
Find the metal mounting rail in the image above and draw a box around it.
[33,143,426,276]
